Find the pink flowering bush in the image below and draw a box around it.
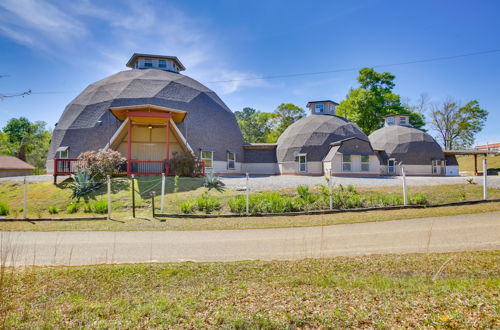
[75,149,125,180]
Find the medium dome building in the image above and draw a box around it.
[369,114,450,175]
[48,53,244,175]
[275,101,380,175]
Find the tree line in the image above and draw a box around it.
[0,117,51,171]
[236,68,488,149]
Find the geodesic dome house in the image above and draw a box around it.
[48,53,245,175]
[369,114,447,175]
[276,102,380,175]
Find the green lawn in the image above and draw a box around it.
[1,251,498,328]
[1,177,500,231]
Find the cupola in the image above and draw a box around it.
[126,53,186,73]
[306,100,339,115]
[383,114,411,127]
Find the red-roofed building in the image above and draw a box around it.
[0,156,35,178]
[476,143,500,152]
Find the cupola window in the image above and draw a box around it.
[315,104,324,113]
[159,60,166,68]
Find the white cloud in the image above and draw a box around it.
[0,0,266,94]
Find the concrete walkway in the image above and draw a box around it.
[2,212,499,266]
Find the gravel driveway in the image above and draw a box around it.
[221,175,500,191]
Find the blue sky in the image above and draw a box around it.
[0,0,499,145]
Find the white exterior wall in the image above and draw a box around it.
[279,161,324,175]
[135,58,178,72]
[327,154,380,175]
[380,164,445,176]
[208,161,243,174]
[242,163,279,175]
[446,165,459,176]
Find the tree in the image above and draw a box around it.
[337,68,425,134]
[235,107,275,143]
[1,117,52,168]
[267,103,306,142]
[430,99,488,149]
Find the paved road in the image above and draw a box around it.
[2,212,499,266]
[221,175,500,191]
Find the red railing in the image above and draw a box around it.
[54,159,205,177]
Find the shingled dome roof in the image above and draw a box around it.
[276,114,368,162]
[369,125,444,165]
[48,69,244,162]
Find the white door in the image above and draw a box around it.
[388,159,396,174]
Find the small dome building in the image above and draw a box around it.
[48,53,244,175]
[275,101,380,175]
[369,114,451,175]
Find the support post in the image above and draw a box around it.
[23,177,28,219]
[473,154,478,176]
[483,158,488,200]
[245,173,249,216]
[160,173,165,214]
[107,175,111,220]
[329,169,333,210]
[402,166,408,206]
[131,174,136,218]
[165,120,170,175]
[127,119,132,175]
[151,191,156,218]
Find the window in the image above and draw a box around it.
[315,104,324,113]
[388,159,396,174]
[58,150,68,158]
[159,60,166,68]
[386,117,395,126]
[298,154,307,172]
[227,151,235,170]
[361,155,370,172]
[144,59,153,67]
[201,150,213,169]
[329,104,335,113]
[342,154,351,172]
[432,160,443,175]
[399,116,407,125]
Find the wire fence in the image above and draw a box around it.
[0,166,497,220]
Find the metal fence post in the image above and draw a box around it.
[329,169,333,210]
[160,173,165,214]
[131,174,136,218]
[483,158,488,200]
[402,166,408,206]
[245,173,249,216]
[151,191,156,218]
[107,175,111,220]
[23,176,28,219]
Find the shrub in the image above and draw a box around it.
[203,173,225,193]
[169,152,204,176]
[0,202,9,216]
[66,203,80,214]
[48,206,59,214]
[180,200,197,214]
[75,148,125,180]
[195,195,222,214]
[83,203,93,213]
[92,200,108,214]
[228,196,246,214]
[409,193,428,205]
[347,185,357,193]
[297,185,310,199]
[70,170,101,199]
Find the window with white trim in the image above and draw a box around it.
[159,59,166,68]
[201,150,213,169]
[388,159,396,174]
[399,116,407,125]
[227,151,236,170]
[298,154,307,172]
[144,59,153,67]
[386,117,395,126]
[342,154,352,172]
[361,155,369,172]
[315,104,324,113]
[56,147,69,159]
[329,104,335,113]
